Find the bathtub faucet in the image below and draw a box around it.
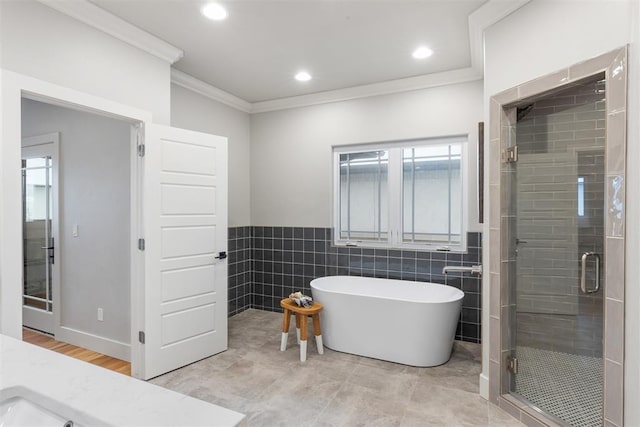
[442,265,483,276]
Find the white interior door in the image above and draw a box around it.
[141,124,228,380]
[21,134,60,335]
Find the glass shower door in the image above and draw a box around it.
[22,149,56,334]
[510,78,605,426]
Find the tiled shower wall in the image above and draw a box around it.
[514,78,605,357]
[228,227,483,343]
[515,80,605,314]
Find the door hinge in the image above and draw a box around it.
[138,331,145,344]
[138,238,145,251]
[502,146,518,163]
[507,355,518,374]
[136,124,145,157]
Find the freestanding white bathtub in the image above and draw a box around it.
[310,276,464,367]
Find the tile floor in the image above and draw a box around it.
[515,346,602,427]
[150,309,522,426]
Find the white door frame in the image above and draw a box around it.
[1,69,152,376]
[21,133,60,334]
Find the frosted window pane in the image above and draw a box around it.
[403,144,461,244]
[339,151,388,240]
[577,177,585,217]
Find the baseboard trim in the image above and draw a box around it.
[479,373,489,399]
[56,326,130,362]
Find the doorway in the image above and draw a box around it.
[509,76,605,426]
[21,134,59,334]
[20,97,133,362]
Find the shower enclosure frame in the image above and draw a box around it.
[488,47,627,426]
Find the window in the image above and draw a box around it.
[334,136,466,251]
[577,177,585,217]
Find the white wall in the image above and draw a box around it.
[170,84,251,226]
[0,0,170,124]
[250,80,483,229]
[22,98,131,346]
[483,0,637,422]
[0,69,7,335]
[626,2,640,425]
[484,1,631,97]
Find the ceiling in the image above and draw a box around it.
[91,0,487,103]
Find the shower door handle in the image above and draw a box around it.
[580,252,600,294]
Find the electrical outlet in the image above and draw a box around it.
[97,308,103,321]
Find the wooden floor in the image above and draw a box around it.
[22,328,131,376]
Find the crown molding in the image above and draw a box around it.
[172,67,482,115]
[468,0,531,74]
[37,0,183,64]
[171,69,252,113]
[251,67,482,113]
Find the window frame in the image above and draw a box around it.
[332,135,468,252]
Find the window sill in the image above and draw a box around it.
[333,240,467,254]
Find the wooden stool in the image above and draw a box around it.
[279,298,324,362]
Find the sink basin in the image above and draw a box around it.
[0,387,100,426]
[0,396,72,427]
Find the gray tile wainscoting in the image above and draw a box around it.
[228,226,483,343]
[227,226,253,316]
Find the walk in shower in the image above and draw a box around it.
[508,77,605,426]
[488,47,627,427]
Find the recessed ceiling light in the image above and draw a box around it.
[295,71,312,82]
[412,46,433,59]
[202,3,227,21]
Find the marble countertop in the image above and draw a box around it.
[0,334,245,426]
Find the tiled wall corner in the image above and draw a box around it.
[227,226,253,316]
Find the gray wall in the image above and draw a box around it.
[250,80,483,229]
[22,98,131,344]
[170,84,251,226]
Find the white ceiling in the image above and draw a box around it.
[91,0,487,103]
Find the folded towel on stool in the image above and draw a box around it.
[289,291,313,307]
